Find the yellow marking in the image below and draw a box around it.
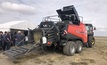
[92,40,95,45]
[48,34,50,36]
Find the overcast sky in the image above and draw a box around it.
[0,0,107,36]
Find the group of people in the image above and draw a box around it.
[0,31,25,51]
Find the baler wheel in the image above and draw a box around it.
[75,41,83,53]
[63,41,76,56]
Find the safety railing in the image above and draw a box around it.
[42,15,61,22]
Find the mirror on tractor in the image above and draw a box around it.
[94,27,96,30]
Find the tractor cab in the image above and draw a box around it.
[85,24,95,36]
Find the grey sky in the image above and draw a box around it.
[0,0,107,36]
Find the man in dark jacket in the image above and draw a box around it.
[3,31,7,50]
[0,31,3,50]
[6,32,11,50]
[15,31,25,46]
[3,31,11,50]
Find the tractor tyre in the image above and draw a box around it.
[75,41,83,53]
[88,36,95,48]
[63,41,76,56]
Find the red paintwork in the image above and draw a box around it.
[67,22,87,43]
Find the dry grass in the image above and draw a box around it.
[70,62,88,65]
[0,36,107,65]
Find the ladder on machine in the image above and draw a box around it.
[4,40,40,58]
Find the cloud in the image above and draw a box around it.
[0,2,36,15]
[0,8,4,14]
[96,25,107,32]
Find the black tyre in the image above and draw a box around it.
[88,36,95,48]
[63,41,76,56]
[75,41,83,53]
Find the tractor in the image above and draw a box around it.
[4,5,95,57]
[29,5,95,56]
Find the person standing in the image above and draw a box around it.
[12,32,17,46]
[6,31,11,50]
[15,31,25,46]
[3,31,7,51]
[3,31,11,50]
[0,31,3,50]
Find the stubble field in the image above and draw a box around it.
[0,36,107,65]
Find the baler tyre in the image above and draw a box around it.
[63,41,76,56]
[75,41,83,53]
[88,36,95,48]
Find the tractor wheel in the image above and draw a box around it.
[88,36,95,48]
[63,41,76,56]
[75,41,83,53]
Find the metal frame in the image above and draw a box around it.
[42,15,61,22]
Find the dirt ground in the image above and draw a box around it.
[0,36,107,65]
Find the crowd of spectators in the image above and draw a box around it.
[0,31,25,51]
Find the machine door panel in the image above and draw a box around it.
[68,24,82,38]
[67,23,87,43]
